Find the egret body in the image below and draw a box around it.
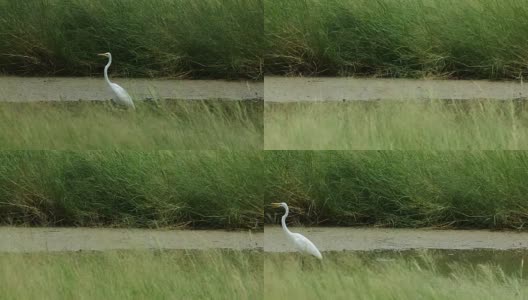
[98,52,135,109]
[271,202,322,259]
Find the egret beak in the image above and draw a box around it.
[270,203,281,208]
[97,53,107,57]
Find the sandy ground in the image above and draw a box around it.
[264,226,528,252]
[4,76,528,102]
[265,77,528,102]
[0,227,262,253]
[4,226,528,253]
[0,77,263,102]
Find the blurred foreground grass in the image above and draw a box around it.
[0,250,262,299]
[265,100,528,150]
[0,100,262,150]
[265,251,527,299]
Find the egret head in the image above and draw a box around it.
[271,202,288,209]
[97,52,111,58]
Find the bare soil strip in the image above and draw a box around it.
[265,227,528,252]
[0,77,263,102]
[0,227,262,253]
[5,227,528,253]
[264,77,528,102]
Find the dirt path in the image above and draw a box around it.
[4,226,528,253]
[0,227,262,253]
[0,77,263,102]
[265,227,528,252]
[4,76,527,102]
[265,77,528,102]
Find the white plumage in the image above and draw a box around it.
[98,52,135,109]
[272,202,322,259]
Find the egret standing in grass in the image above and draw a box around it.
[271,202,322,259]
[98,52,135,109]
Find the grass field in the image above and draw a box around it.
[265,0,528,79]
[265,100,528,150]
[265,251,527,299]
[2,249,523,299]
[0,250,262,299]
[0,151,263,229]
[0,100,262,149]
[264,151,528,229]
[5,0,526,79]
[0,0,263,79]
[5,150,528,230]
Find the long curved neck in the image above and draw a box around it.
[104,56,112,85]
[281,206,293,235]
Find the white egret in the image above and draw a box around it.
[271,202,322,259]
[98,52,135,109]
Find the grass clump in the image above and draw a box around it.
[265,252,527,299]
[0,0,263,79]
[265,0,528,79]
[265,151,528,229]
[0,100,262,150]
[265,100,528,150]
[0,250,262,299]
[0,151,263,229]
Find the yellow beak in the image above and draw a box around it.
[270,203,281,208]
[97,53,106,57]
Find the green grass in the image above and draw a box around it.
[0,0,263,79]
[265,0,528,79]
[0,100,262,149]
[3,249,525,299]
[0,151,263,229]
[264,151,528,229]
[0,250,262,299]
[265,252,527,299]
[6,150,528,230]
[265,100,528,150]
